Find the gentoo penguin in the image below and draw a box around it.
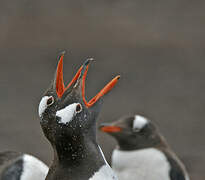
[100,115,190,180]
[38,53,120,180]
[0,151,48,180]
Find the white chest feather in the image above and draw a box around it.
[112,148,171,180]
[20,154,48,180]
[89,164,118,180]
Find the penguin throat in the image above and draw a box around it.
[117,135,167,151]
[52,130,99,165]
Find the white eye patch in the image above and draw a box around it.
[133,115,148,130]
[38,96,52,118]
[56,103,80,124]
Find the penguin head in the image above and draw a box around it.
[100,115,164,150]
[38,53,120,146]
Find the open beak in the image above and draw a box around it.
[99,124,122,133]
[55,52,83,98]
[55,53,120,108]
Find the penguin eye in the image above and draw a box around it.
[47,96,54,106]
[76,103,82,113]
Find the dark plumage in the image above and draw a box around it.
[38,54,120,180]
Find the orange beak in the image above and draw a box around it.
[100,125,122,133]
[55,54,120,108]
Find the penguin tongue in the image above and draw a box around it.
[100,126,122,133]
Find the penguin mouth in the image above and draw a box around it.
[55,53,120,108]
[100,125,122,133]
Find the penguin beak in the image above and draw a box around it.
[99,124,122,133]
[54,53,120,108]
[55,52,83,98]
[80,60,120,108]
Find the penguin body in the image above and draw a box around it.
[112,148,189,180]
[38,55,119,180]
[100,115,190,180]
[0,151,48,180]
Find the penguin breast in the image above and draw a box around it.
[112,148,171,180]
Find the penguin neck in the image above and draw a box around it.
[117,134,168,151]
[52,125,105,168]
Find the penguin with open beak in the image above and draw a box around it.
[38,53,120,180]
[100,115,190,180]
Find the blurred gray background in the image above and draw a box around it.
[0,0,204,179]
